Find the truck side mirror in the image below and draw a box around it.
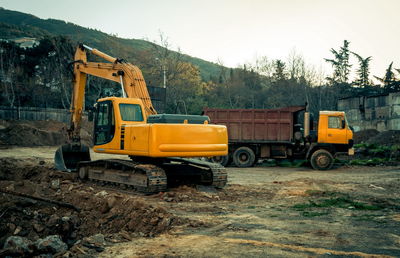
[341,119,345,129]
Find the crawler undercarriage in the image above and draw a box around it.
[76,158,227,194]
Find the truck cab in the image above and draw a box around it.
[317,111,354,151]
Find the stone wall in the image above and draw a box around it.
[337,92,400,132]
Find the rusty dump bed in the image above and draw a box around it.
[204,106,305,143]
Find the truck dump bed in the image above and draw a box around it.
[204,106,305,142]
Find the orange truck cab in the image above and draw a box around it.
[317,111,354,149]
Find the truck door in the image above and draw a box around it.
[325,116,347,144]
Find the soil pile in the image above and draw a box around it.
[0,120,93,147]
[353,129,379,144]
[0,157,186,257]
[366,130,400,146]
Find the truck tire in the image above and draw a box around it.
[310,149,334,170]
[208,155,231,167]
[233,147,256,167]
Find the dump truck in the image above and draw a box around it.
[54,44,228,193]
[203,105,354,170]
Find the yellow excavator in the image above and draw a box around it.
[55,44,228,193]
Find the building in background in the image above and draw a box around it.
[337,91,400,132]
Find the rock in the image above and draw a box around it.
[6,183,15,191]
[95,190,108,197]
[107,196,118,209]
[47,214,60,227]
[3,236,33,254]
[33,223,45,233]
[36,235,68,254]
[84,233,106,246]
[7,223,16,232]
[100,200,110,213]
[14,226,22,235]
[119,230,132,241]
[50,179,60,190]
[201,192,213,199]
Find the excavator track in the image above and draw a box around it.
[77,159,167,194]
[75,158,227,194]
[159,158,228,189]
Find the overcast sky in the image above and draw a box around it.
[1,0,399,82]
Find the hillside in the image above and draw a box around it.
[0,7,222,80]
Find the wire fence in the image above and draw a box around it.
[0,106,71,123]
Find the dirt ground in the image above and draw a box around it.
[0,147,399,257]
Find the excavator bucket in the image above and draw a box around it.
[54,143,91,172]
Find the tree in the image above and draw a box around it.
[0,41,26,107]
[272,60,287,82]
[351,52,372,88]
[325,40,352,84]
[374,62,400,92]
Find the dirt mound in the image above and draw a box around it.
[0,124,66,146]
[353,129,379,144]
[0,120,93,147]
[0,158,186,256]
[366,130,400,146]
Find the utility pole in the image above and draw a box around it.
[163,64,166,89]
[156,58,167,112]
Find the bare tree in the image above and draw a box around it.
[0,42,18,107]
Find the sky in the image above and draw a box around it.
[1,0,400,82]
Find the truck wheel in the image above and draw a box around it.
[310,149,334,170]
[208,155,231,167]
[233,147,256,167]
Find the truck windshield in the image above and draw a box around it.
[119,104,143,121]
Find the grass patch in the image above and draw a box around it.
[349,158,389,166]
[293,196,382,211]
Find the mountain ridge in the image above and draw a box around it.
[0,7,223,80]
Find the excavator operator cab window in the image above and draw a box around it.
[119,104,143,121]
[94,101,115,145]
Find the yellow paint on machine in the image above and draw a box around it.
[93,97,228,158]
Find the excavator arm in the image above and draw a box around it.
[68,44,157,143]
[56,44,158,171]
